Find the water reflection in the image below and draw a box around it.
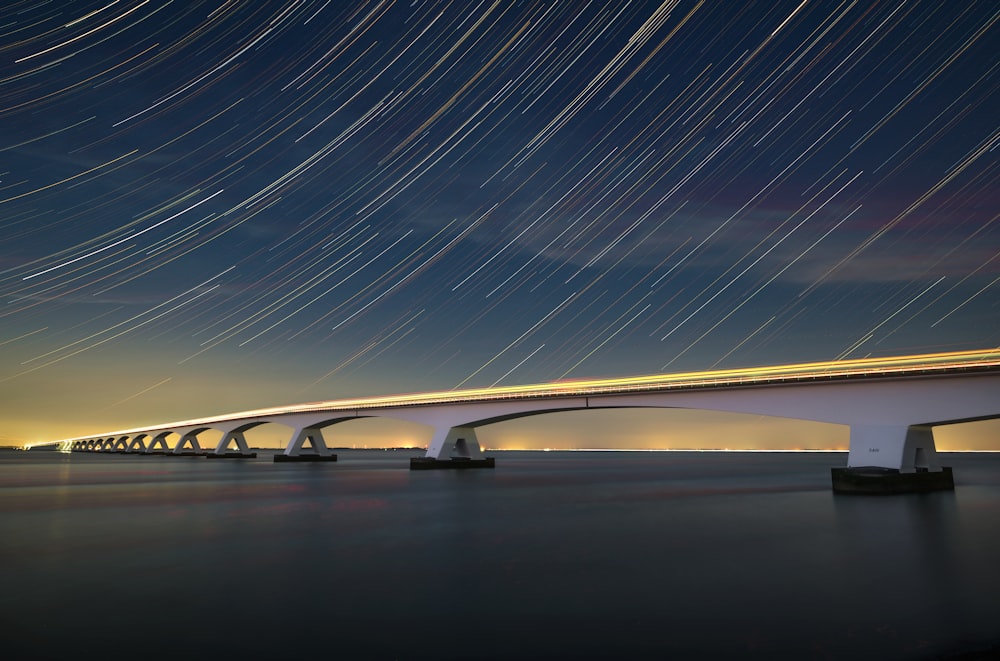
[2,450,998,660]
[832,488,992,657]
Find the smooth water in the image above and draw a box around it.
[2,450,998,660]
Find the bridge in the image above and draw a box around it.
[25,348,1000,491]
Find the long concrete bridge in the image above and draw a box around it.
[26,349,1000,490]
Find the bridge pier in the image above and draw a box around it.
[274,426,337,462]
[126,434,148,454]
[147,432,171,454]
[207,430,257,459]
[833,424,953,494]
[411,426,495,470]
[172,431,204,456]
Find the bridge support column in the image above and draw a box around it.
[207,431,257,459]
[172,432,204,456]
[126,435,148,454]
[147,432,171,454]
[833,424,953,494]
[411,426,495,470]
[274,427,337,463]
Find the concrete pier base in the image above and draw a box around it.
[205,452,257,459]
[831,466,954,494]
[410,457,495,470]
[273,454,338,463]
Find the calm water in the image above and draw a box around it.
[2,449,999,660]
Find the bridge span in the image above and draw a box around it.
[28,349,1000,490]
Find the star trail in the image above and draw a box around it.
[0,1,997,445]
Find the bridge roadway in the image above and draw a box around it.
[30,349,1000,485]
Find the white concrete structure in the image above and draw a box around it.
[43,349,1000,472]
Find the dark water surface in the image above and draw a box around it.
[2,449,999,660]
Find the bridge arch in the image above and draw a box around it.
[272,415,370,457]
[208,420,275,456]
[148,431,175,453]
[171,427,214,454]
[364,403,838,460]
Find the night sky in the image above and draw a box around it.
[1,1,997,447]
